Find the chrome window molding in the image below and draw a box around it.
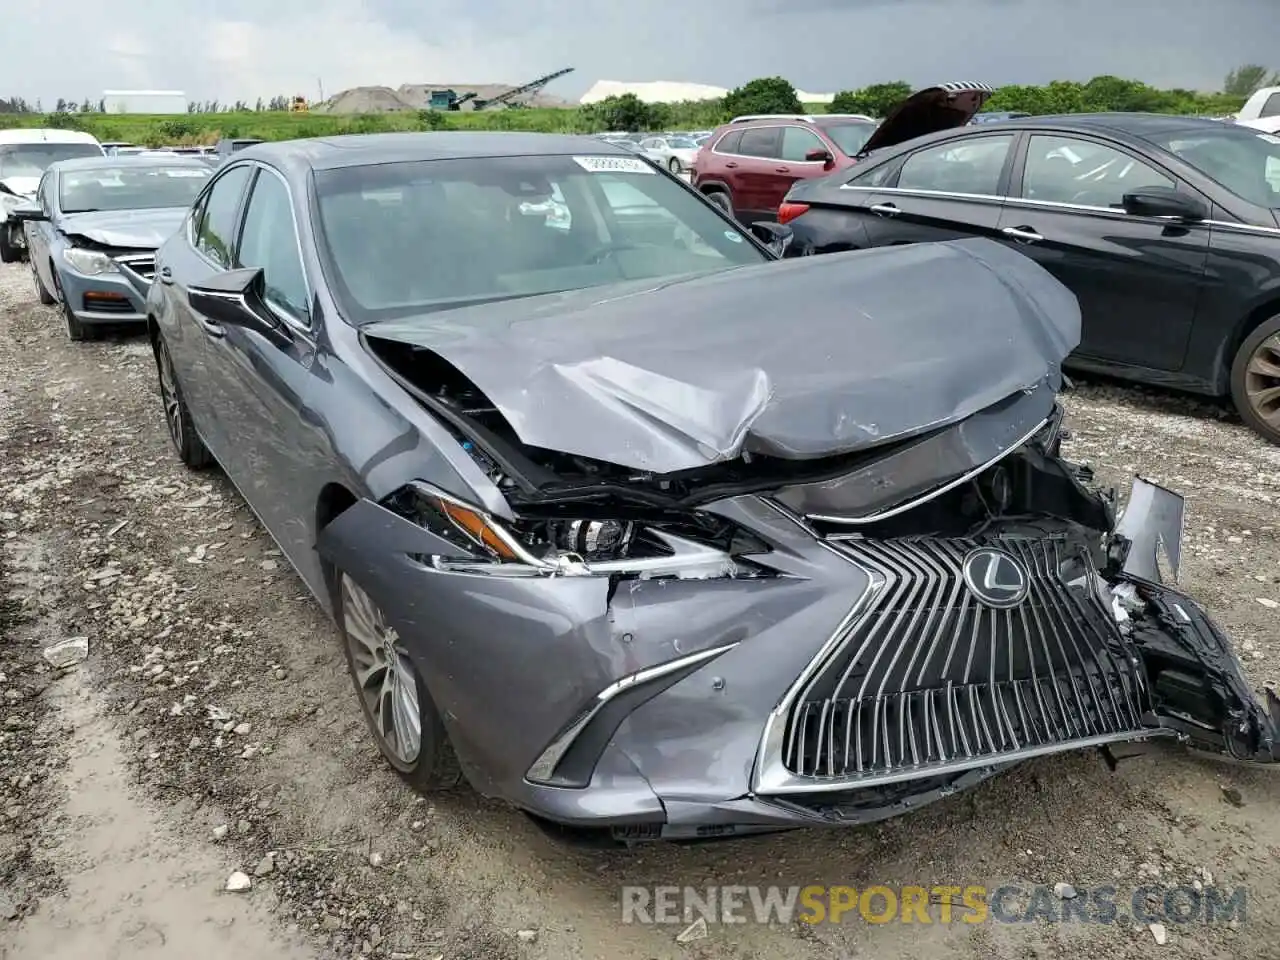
[833,184,1280,232]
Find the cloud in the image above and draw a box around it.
[3,0,1277,105]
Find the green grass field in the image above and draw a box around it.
[0,108,648,146]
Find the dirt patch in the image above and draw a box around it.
[1,260,1279,960]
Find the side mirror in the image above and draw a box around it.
[10,203,46,222]
[188,267,293,345]
[805,148,835,166]
[1121,186,1206,222]
[749,221,794,257]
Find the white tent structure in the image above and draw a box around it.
[580,80,834,105]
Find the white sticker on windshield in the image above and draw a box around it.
[572,155,655,175]
[164,169,210,177]
[1257,133,1280,145]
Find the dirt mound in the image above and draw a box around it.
[316,86,418,114]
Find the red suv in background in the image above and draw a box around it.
[691,83,993,225]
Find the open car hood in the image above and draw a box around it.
[361,237,1081,475]
[857,82,995,157]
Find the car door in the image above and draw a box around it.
[27,171,55,289]
[998,133,1210,371]
[857,133,1016,247]
[774,125,834,208]
[163,162,254,456]
[197,163,322,560]
[734,125,785,223]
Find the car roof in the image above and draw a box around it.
[50,155,212,173]
[237,132,637,172]
[0,128,101,146]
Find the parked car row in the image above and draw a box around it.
[4,127,1276,846]
[771,108,1280,445]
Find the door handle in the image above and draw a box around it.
[1001,225,1044,243]
[775,166,791,173]
[724,161,738,169]
[869,202,899,217]
[158,266,174,284]
[194,314,225,339]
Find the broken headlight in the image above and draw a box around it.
[383,481,772,580]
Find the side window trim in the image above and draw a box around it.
[188,162,252,268]
[233,161,313,332]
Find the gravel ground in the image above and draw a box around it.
[1,257,1279,960]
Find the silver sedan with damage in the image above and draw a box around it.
[142,132,1280,845]
[12,155,212,340]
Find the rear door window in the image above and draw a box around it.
[738,127,783,159]
[896,135,1014,195]
[714,130,744,154]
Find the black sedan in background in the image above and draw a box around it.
[777,113,1280,443]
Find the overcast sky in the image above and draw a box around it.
[3,0,1276,106]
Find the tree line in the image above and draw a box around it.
[0,95,302,114]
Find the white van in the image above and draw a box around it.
[0,128,105,262]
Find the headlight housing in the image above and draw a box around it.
[384,481,773,580]
[0,193,30,215]
[62,247,119,276]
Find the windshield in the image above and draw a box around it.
[58,164,212,214]
[1152,127,1280,209]
[0,143,103,179]
[823,122,877,157]
[314,154,767,323]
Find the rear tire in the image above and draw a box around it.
[1230,313,1280,445]
[334,571,463,793]
[667,157,682,174]
[704,188,735,219]
[152,331,213,468]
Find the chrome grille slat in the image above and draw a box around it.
[780,535,1152,783]
[114,253,157,282]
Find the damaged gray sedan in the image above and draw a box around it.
[145,132,1280,844]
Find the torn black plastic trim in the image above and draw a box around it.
[1133,580,1280,763]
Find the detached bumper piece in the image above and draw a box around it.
[779,535,1167,788]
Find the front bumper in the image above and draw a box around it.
[58,258,152,323]
[318,481,1279,840]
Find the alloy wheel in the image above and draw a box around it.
[1244,332,1280,432]
[155,338,184,451]
[340,574,422,766]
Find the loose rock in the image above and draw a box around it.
[225,871,252,893]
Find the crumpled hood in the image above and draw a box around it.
[362,237,1081,474]
[59,207,187,248]
[0,176,39,199]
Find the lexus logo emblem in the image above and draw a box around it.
[961,547,1030,609]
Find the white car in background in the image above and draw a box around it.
[0,128,105,262]
[638,135,700,173]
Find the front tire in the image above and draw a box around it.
[32,260,54,305]
[1231,314,1280,444]
[0,225,19,264]
[152,332,212,468]
[51,272,90,341]
[668,157,682,174]
[335,572,463,793]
